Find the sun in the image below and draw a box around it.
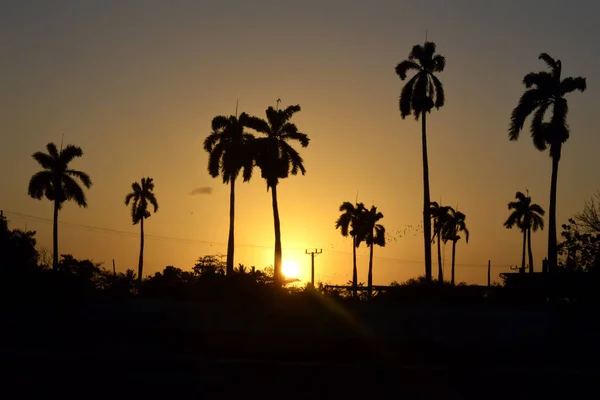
[282,259,300,279]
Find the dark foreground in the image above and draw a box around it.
[1,299,599,398]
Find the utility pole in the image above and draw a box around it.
[305,249,322,288]
[487,260,491,287]
[112,259,117,276]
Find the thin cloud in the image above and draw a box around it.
[190,187,213,195]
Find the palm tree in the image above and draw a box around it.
[509,53,586,272]
[203,113,255,276]
[355,205,385,298]
[503,191,545,273]
[335,201,367,296]
[125,177,158,283]
[430,201,452,283]
[395,41,446,283]
[28,142,92,269]
[244,104,310,283]
[442,208,469,286]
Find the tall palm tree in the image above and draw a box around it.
[203,113,255,276]
[509,53,586,272]
[28,142,92,270]
[244,104,310,283]
[430,201,452,283]
[355,205,385,298]
[395,41,446,283]
[125,177,158,283]
[442,208,469,286]
[503,191,545,273]
[335,201,367,297]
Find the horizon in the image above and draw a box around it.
[2,0,599,285]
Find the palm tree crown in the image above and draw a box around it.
[395,41,446,119]
[28,143,92,209]
[125,177,158,224]
[203,114,255,184]
[244,105,310,189]
[509,53,586,157]
[504,191,545,233]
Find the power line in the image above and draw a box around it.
[3,210,516,269]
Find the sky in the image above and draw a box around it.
[1,0,599,286]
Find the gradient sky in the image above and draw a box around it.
[1,0,599,285]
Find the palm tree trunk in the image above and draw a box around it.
[527,227,534,274]
[271,184,282,284]
[352,235,357,297]
[451,240,457,286]
[52,199,59,270]
[548,146,561,272]
[368,242,374,299]
[421,110,432,283]
[138,217,144,283]
[226,177,236,276]
[437,231,443,283]
[521,230,527,273]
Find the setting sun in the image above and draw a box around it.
[282,260,300,279]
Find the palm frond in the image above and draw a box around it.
[523,71,553,89]
[395,60,421,80]
[408,43,424,62]
[203,132,220,152]
[509,89,543,140]
[280,105,301,122]
[32,151,55,170]
[207,141,225,179]
[46,143,59,159]
[281,127,310,147]
[211,115,232,132]
[430,74,445,109]
[124,192,136,206]
[244,115,271,135]
[28,171,54,200]
[538,53,558,71]
[399,74,418,119]
[62,174,87,207]
[560,77,587,95]
[530,101,550,151]
[66,169,92,188]
[146,192,159,213]
[432,54,446,73]
[59,145,84,165]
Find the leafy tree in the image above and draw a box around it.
[125,177,158,283]
[28,142,92,269]
[193,255,226,277]
[355,205,385,298]
[503,192,545,273]
[442,208,469,286]
[335,201,367,296]
[0,212,39,270]
[509,53,586,272]
[574,192,600,234]
[395,41,446,283]
[558,218,600,273]
[245,104,310,283]
[203,113,255,275]
[430,201,452,283]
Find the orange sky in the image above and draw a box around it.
[1,1,599,285]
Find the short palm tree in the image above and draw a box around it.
[395,41,446,283]
[28,142,92,269]
[244,104,310,283]
[442,208,469,286]
[509,53,586,272]
[503,191,545,273]
[125,177,158,283]
[355,205,385,298]
[335,201,367,297]
[203,113,255,276]
[430,201,452,283]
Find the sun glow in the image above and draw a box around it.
[282,260,300,279]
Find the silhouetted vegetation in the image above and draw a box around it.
[430,201,452,283]
[509,53,587,273]
[395,41,446,284]
[125,177,158,283]
[335,201,367,297]
[27,142,92,269]
[504,191,545,273]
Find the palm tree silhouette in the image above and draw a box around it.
[395,41,446,283]
[442,208,469,286]
[503,191,545,273]
[28,142,92,269]
[245,104,310,283]
[509,53,586,273]
[203,113,255,276]
[335,201,367,297]
[430,201,452,283]
[125,177,158,283]
[355,205,385,298]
